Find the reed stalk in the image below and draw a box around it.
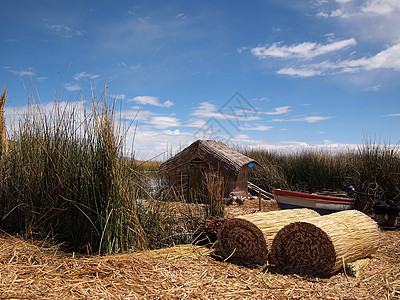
[0,87,208,253]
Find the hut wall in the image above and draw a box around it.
[188,160,209,202]
[168,164,190,197]
[223,167,249,197]
[166,158,250,200]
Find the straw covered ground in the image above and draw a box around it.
[0,228,399,299]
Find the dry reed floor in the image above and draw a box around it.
[225,198,280,217]
[0,227,399,299]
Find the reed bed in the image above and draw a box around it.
[0,87,7,153]
[244,144,400,214]
[0,231,399,299]
[270,210,381,276]
[0,90,213,254]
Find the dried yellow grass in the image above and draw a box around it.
[270,210,381,276]
[345,257,371,277]
[0,231,399,299]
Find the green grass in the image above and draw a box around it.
[244,143,400,213]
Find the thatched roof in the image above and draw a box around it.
[158,140,256,179]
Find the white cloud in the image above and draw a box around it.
[118,62,141,71]
[363,85,381,91]
[113,94,126,100]
[191,101,260,121]
[122,108,154,121]
[73,72,100,81]
[175,13,187,20]
[130,96,174,108]
[330,9,346,17]
[264,106,292,115]
[146,116,180,129]
[183,118,207,128]
[317,11,330,17]
[277,67,322,77]
[362,43,400,70]
[237,46,250,54]
[36,77,48,82]
[384,113,400,117]
[64,83,81,91]
[276,43,400,77]
[45,23,85,39]
[5,67,35,77]
[191,102,225,119]
[239,124,274,131]
[271,116,332,123]
[251,38,356,59]
[245,139,362,154]
[46,24,72,32]
[361,0,400,16]
[303,116,332,123]
[163,100,174,108]
[317,0,400,44]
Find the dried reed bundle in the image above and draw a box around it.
[239,209,320,248]
[345,257,371,277]
[192,216,227,246]
[270,210,381,276]
[215,218,268,265]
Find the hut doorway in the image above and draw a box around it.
[189,160,208,202]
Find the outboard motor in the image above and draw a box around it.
[373,199,399,229]
[346,185,356,198]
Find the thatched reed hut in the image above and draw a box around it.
[158,140,256,201]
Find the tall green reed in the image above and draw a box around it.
[245,148,347,193]
[244,144,400,213]
[0,87,222,253]
[348,141,400,212]
[0,95,149,253]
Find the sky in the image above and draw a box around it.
[1,0,400,160]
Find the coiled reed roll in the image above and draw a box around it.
[269,210,381,276]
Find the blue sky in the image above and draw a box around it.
[1,0,400,160]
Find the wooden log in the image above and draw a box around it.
[269,210,381,276]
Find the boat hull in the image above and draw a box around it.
[273,188,353,215]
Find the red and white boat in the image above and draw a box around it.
[273,188,353,215]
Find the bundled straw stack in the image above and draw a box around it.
[215,209,320,265]
[239,209,320,248]
[192,216,227,246]
[215,218,268,265]
[269,210,381,276]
